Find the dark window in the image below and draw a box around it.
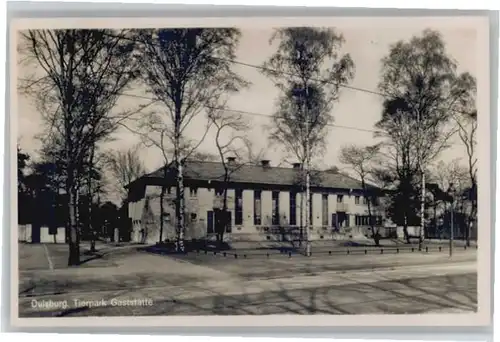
[331,213,337,228]
[254,190,262,225]
[337,195,344,203]
[190,187,198,197]
[167,187,172,194]
[363,196,368,205]
[272,191,280,225]
[290,192,297,225]
[355,196,360,204]
[235,189,243,225]
[322,194,328,226]
[215,188,224,196]
[190,213,197,221]
[207,211,214,234]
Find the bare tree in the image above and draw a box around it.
[377,29,475,249]
[105,145,147,200]
[429,159,470,239]
[452,73,477,246]
[208,109,263,243]
[132,29,248,252]
[19,29,139,265]
[339,144,382,245]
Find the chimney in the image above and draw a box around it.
[227,156,236,164]
[260,160,270,167]
[292,162,302,169]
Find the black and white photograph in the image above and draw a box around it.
[11,15,491,326]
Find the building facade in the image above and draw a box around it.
[126,159,385,244]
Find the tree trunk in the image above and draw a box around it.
[175,160,185,253]
[362,178,379,246]
[88,147,96,252]
[159,185,166,244]
[218,172,230,244]
[403,212,410,244]
[67,183,80,266]
[219,188,229,244]
[159,163,167,244]
[418,170,426,250]
[466,183,476,247]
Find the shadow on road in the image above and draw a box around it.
[19,271,477,317]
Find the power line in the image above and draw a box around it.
[118,90,383,134]
[102,31,388,98]
[100,31,474,119]
[17,76,466,143]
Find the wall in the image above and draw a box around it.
[40,227,66,243]
[18,224,65,243]
[129,182,383,243]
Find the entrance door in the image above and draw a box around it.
[214,209,232,233]
[331,213,338,231]
[337,212,347,228]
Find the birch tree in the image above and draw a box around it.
[261,27,355,239]
[133,28,248,252]
[19,29,139,265]
[377,29,475,249]
[452,73,477,246]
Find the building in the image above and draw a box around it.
[126,158,386,244]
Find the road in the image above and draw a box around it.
[18,244,477,317]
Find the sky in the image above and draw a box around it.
[16,23,478,201]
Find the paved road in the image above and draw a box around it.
[19,255,476,317]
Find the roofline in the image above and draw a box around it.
[124,160,383,191]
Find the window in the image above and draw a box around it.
[254,190,262,225]
[189,187,198,197]
[355,196,360,204]
[235,189,243,225]
[363,196,368,205]
[272,191,280,225]
[167,187,172,194]
[337,195,344,203]
[290,192,297,225]
[190,213,197,221]
[215,188,224,196]
[322,194,328,226]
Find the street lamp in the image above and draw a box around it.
[446,183,456,257]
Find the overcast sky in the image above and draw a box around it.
[17,23,477,189]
